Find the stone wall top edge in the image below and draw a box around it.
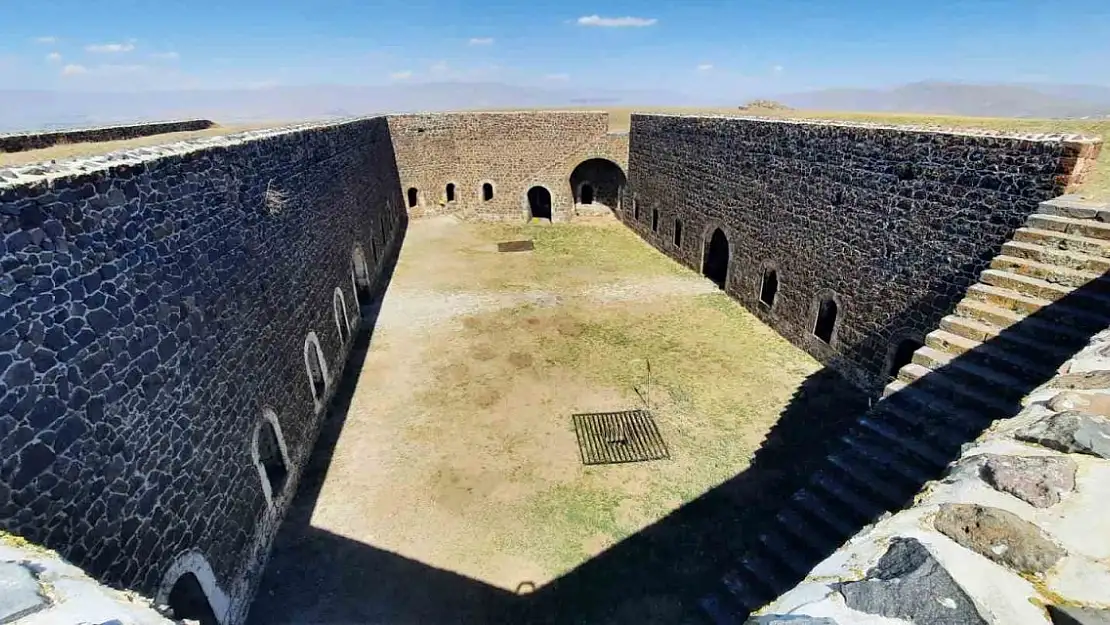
[388,110,609,117]
[0,118,215,139]
[631,112,1103,143]
[0,115,383,190]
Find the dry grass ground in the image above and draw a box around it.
[594,106,1110,202]
[0,122,280,167]
[251,216,825,623]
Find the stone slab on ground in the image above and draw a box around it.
[1015,411,1110,459]
[933,503,1065,575]
[980,454,1077,507]
[0,561,47,622]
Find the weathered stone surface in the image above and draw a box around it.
[0,560,47,621]
[0,120,214,154]
[934,503,1066,574]
[746,616,839,624]
[1016,411,1110,459]
[1048,392,1110,418]
[1049,605,1110,625]
[980,454,1077,507]
[838,537,986,625]
[1051,371,1110,391]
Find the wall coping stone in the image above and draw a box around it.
[0,119,214,141]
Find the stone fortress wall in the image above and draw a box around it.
[388,111,629,221]
[0,110,1105,624]
[0,118,405,623]
[0,119,216,154]
[623,114,1102,391]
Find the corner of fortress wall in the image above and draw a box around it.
[0,111,1105,624]
[0,116,406,624]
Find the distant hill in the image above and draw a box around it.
[776,81,1110,119]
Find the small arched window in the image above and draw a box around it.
[446,183,456,203]
[651,208,659,233]
[633,197,640,220]
[759,267,779,307]
[157,553,227,625]
[482,182,494,201]
[254,409,290,506]
[168,573,220,625]
[407,187,418,208]
[303,331,330,409]
[673,219,684,247]
[334,287,351,342]
[351,246,371,305]
[813,298,839,344]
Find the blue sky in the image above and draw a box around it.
[1,0,1108,96]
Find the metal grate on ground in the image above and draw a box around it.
[497,240,534,252]
[572,410,670,465]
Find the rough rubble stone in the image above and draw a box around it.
[1015,411,1110,459]
[1048,605,1110,625]
[0,560,48,621]
[838,537,986,625]
[980,454,1077,508]
[934,503,1066,575]
[1047,392,1110,418]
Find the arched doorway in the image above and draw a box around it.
[887,337,923,380]
[569,159,627,213]
[527,186,552,220]
[703,228,729,288]
[167,572,220,625]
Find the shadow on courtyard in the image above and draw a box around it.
[248,235,1108,623]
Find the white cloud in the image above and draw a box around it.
[772,64,784,74]
[430,61,449,74]
[577,15,657,27]
[34,36,57,44]
[697,63,713,71]
[86,42,136,53]
[544,73,570,81]
[468,37,494,45]
[389,70,413,80]
[61,64,87,76]
[46,52,62,62]
[151,51,180,60]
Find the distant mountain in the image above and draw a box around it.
[775,81,1110,118]
[0,83,696,132]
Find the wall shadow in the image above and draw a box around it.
[247,217,1107,624]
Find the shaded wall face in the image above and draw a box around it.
[570,159,627,210]
[0,117,405,615]
[625,115,1081,391]
[388,112,626,221]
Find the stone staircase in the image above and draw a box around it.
[698,197,1110,624]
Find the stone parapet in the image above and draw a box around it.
[0,120,216,154]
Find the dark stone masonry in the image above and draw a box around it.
[0,111,1101,624]
[0,119,216,154]
[0,118,404,622]
[624,114,1100,390]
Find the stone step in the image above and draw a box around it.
[910,346,1032,401]
[1028,213,1110,241]
[827,451,914,510]
[851,417,950,470]
[737,543,796,598]
[776,506,846,561]
[720,569,769,614]
[1001,240,1110,274]
[893,364,1016,419]
[981,268,1110,304]
[810,471,888,526]
[841,429,937,484]
[950,301,1096,345]
[759,528,818,580]
[990,255,1110,290]
[1036,199,1110,221]
[790,489,861,540]
[698,593,747,625]
[963,284,1110,331]
[1013,227,1110,258]
[871,397,975,453]
[924,329,1058,383]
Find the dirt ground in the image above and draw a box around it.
[249,215,839,624]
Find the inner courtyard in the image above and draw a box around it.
[247,214,868,624]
